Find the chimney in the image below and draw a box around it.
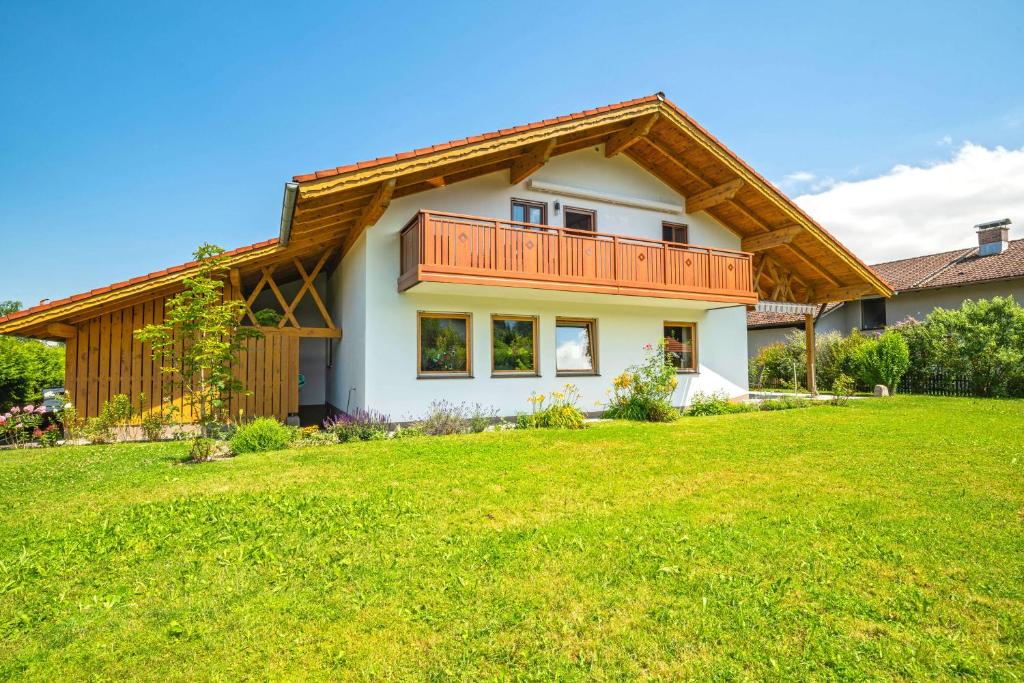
[976,218,1011,256]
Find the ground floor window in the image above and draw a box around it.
[492,315,538,376]
[418,312,472,377]
[555,318,598,375]
[664,322,697,372]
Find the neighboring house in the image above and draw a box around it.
[748,219,1024,357]
[0,93,888,421]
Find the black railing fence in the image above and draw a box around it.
[897,373,972,397]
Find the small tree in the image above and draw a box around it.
[854,329,910,393]
[134,244,260,435]
[0,300,22,317]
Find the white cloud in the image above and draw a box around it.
[793,142,1024,264]
[937,134,953,146]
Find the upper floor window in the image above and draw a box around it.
[511,199,546,227]
[418,312,472,377]
[662,222,689,244]
[861,298,886,330]
[564,207,596,232]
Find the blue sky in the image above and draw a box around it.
[2,0,1023,306]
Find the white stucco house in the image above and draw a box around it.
[0,93,889,422]
[748,219,1024,359]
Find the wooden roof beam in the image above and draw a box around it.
[811,284,876,303]
[741,225,801,252]
[686,179,744,213]
[344,178,396,253]
[509,139,557,185]
[45,322,77,339]
[604,113,659,157]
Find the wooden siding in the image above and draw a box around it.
[399,210,757,305]
[63,294,299,422]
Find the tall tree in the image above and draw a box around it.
[0,300,22,317]
[134,244,261,433]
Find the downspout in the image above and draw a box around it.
[279,182,299,246]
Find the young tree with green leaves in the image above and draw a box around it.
[134,244,261,434]
[0,300,22,317]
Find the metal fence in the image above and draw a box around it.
[897,374,973,397]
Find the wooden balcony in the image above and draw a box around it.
[398,210,758,305]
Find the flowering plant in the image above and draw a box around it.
[0,404,48,448]
[519,385,586,429]
[604,342,680,422]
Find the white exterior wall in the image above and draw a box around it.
[327,242,367,413]
[333,146,750,417]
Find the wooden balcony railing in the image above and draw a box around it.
[398,210,757,305]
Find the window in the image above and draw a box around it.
[511,199,547,227]
[555,318,598,375]
[664,322,697,373]
[564,207,596,232]
[491,315,539,375]
[861,298,886,330]
[662,222,689,244]
[418,312,472,377]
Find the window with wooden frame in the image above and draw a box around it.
[511,198,547,227]
[555,317,598,375]
[491,315,539,376]
[663,322,697,373]
[662,222,689,245]
[564,206,596,232]
[417,312,472,377]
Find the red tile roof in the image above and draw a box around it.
[748,237,1024,328]
[293,94,665,183]
[0,238,278,327]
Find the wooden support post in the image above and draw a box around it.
[804,313,817,395]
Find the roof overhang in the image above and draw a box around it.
[286,92,893,305]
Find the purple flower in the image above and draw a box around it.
[22,405,33,413]
[10,406,20,414]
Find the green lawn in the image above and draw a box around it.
[1,397,1022,680]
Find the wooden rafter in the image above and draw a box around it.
[604,113,658,157]
[783,242,842,287]
[263,266,300,328]
[686,179,744,213]
[811,284,876,304]
[279,250,335,330]
[741,225,801,252]
[45,322,77,339]
[242,270,270,325]
[509,139,557,185]
[344,178,396,253]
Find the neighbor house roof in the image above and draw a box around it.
[747,302,844,330]
[2,92,890,340]
[747,238,1024,329]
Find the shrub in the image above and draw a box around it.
[918,296,1024,397]
[81,416,113,444]
[100,394,135,441]
[0,404,47,447]
[752,342,802,389]
[830,373,856,406]
[854,329,910,393]
[604,343,680,421]
[188,437,215,462]
[324,408,393,443]
[519,385,586,429]
[416,401,471,436]
[758,396,811,411]
[816,330,870,391]
[35,423,61,447]
[229,417,291,453]
[685,391,742,417]
[0,334,64,408]
[467,403,499,433]
[58,399,82,441]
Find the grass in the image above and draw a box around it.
[1,396,1022,680]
